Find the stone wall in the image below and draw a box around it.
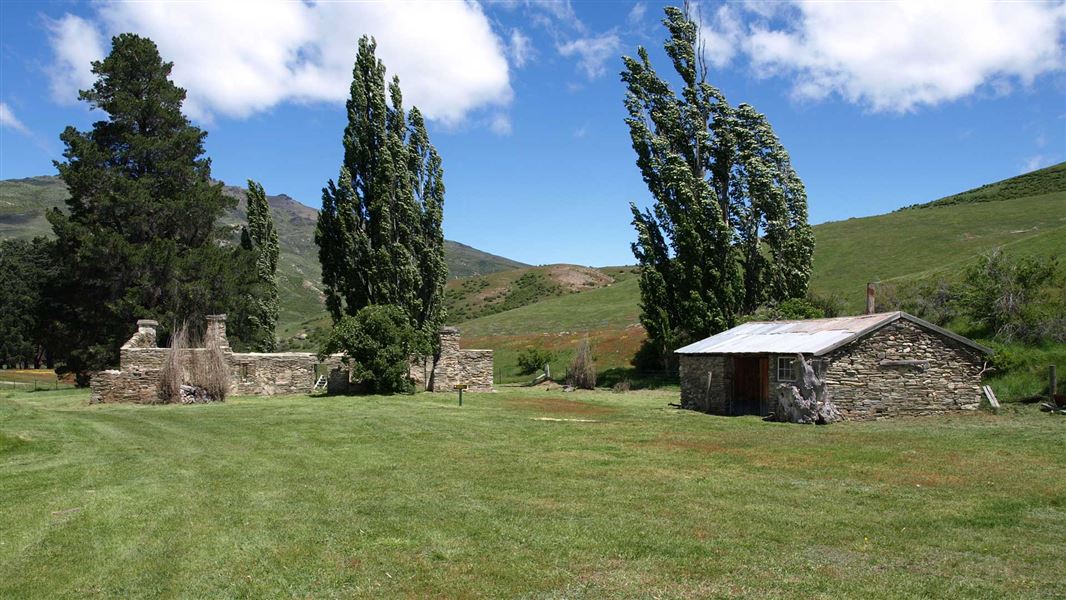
[678,354,730,413]
[91,317,493,403]
[822,319,984,420]
[409,327,494,393]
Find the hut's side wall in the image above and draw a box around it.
[679,354,731,414]
[822,320,984,420]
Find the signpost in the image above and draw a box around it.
[454,384,467,407]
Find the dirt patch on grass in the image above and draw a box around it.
[545,264,614,291]
[508,396,617,416]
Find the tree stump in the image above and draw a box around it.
[771,354,842,424]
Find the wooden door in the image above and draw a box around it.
[732,356,768,415]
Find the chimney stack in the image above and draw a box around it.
[866,283,876,315]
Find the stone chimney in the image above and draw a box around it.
[124,319,158,349]
[866,283,876,315]
[205,314,230,349]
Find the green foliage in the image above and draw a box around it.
[46,34,260,377]
[900,161,1066,210]
[621,6,813,366]
[739,297,826,323]
[956,249,1062,343]
[316,37,448,353]
[321,305,419,394]
[237,180,280,351]
[0,238,55,368]
[515,346,555,376]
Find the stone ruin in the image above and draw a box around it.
[90,316,493,404]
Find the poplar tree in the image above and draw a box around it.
[48,33,252,380]
[239,180,280,351]
[622,6,814,366]
[315,36,448,353]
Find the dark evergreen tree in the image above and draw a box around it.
[239,180,280,351]
[48,33,251,380]
[622,6,814,367]
[0,238,56,368]
[315,36,448,353]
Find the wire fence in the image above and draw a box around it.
[0,377,78,392]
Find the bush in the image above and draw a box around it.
[957,249,1061,343]
[321,305,418,394]
[567,336,596,389]
[516,347,555,376]
[158,323,188,404]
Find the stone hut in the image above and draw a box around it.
[675,312,991,421]
[91,316,493,403]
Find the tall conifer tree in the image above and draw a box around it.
[622,6,813,366]
[239,180,280,351]
[315,36,448,352]
[49,33,252,380]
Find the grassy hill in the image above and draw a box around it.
[0,175,527,340]
[453,164,1066,384]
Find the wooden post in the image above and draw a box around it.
[866,282,876,315]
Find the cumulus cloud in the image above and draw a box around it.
[46,1,513,125]
[0,102,30,134]
[45,14,105,104]
[697,0,1066,112]
[557,33,622,79]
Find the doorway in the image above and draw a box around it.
[732,356,769,415]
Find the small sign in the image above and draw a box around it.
[454,384,467,406]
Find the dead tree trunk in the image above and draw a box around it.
[772,354,842,424]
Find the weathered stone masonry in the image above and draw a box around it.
[678,314,987,421]
[91,316,493,403]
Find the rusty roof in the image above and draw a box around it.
[674,311,991,356]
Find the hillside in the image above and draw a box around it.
[445,264,616,322]
[0,175,527,339]
[900,161,1066,210]
[454,165,1066,381]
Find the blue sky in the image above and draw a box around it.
[2,1,1064,266]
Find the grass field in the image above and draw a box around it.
[2,387,1064,598]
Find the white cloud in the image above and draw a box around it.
[698,1,1066,112]
[627,3,647,27]
[509,28,534,68]
[557,33,622,79]
[489,112,512,135]
[45,14,106,104]
[0,102,30,134]
[46,1,513,125]
[573,123,588,138]
[1023,154,1053,173]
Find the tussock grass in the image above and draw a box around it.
[1,386,1064,598]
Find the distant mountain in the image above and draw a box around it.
[0,175,528,340]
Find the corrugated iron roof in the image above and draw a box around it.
[674,311,991,356]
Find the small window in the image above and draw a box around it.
[777,357,795,382]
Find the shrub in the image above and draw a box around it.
[516,347,555,376]
[321,305,418,394]
[612,378,631,393]
[158,323,188,404]
[957,249,1061,343]
[567,336,596,389]
[194,335,229,402]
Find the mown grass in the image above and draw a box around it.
[2,387,1064,598]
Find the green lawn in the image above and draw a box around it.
[2,387,1064,598]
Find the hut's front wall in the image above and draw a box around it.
[822,320,984,420]
[679,354,731,413]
